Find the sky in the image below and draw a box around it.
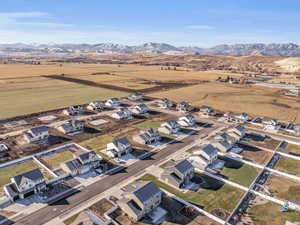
[1,0,300,47]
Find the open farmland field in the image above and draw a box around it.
[150,82,300,122]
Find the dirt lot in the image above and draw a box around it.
[238,143,273,165]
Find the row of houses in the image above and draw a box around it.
[111,104,149,120]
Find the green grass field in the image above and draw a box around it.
[0,81,128,118]
[133,120,161,130]
[274,157,300,176]
[220,157,259,187]
[43,151,74,168]
[0,160,39,193]
[140,173,244,213]
[249,201,300,225]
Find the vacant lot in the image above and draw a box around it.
[267,175,300,201]
[249,201,300,225]
[286,144,300,155]
[140,173,245,215]
[274,157,300,176]
[42,150,74,169]
[150,82,300,122]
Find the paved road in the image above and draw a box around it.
[13,127,215,225]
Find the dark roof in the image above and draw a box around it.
[113,137,130,148]
[76,151,97,163]
[124,181,161,203]
[13,168,44,187]
[174,160,194,174]
[64,159,82,171]
[202,144,218,156]
[30,126,49,134]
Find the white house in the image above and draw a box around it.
[106,137,133,158]
[198,105,215,117]
[57,120,84,134]
[133,128,161,145]
[63,105,83,116]
[158,120,180,134]
[178,114,196,127]
[189,144,222,170]
[111,108,133,120]
[23,126,49,144]
[212,139,232,153]
[0,143,8,152]
[128,93,144,101]
[176,101,193,113]
[229,125,246,138]
[157,98,173,109]
[4,168,47,201]
[86,101,104,112]
[132,104,149,114]
[226,113,248,123]
[105,98,121,108]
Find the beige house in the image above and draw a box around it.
[117,180,165,223]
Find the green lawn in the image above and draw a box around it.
[0,160,39,193]
[63,212,80,225]
[140,173,245,213]
[249,201,300,225]
[44,151,74,168]
[275,157,300,176]
[134,120,161,130]
[80,134,114,153]
[220,157,259,187]
[0,82,128,118]
[286,144,300,155]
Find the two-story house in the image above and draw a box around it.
[157,98,173,109]
[189,144,223,170]
[176,101,193,113]
[132,104,149,114]
[23,126,49,144]
[61,151,104,176]
[226,113,248,123]
[117,181,165,223]
[178,114,196,127]
[198,105,215,117]
[86,101,104,112]
[106,137,133,158]
[57,120,84,134]
[4,168,47,201]
[111,108,133,120]
[161,159,194,189]
[158,120,180,135]
[105,98,121,108]
[133,128,161,145]
[63,105,83,116]
[128,93,144,101]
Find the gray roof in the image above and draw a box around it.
[234,125,246,133]
[174,160,194,174]
[64,159,82,172]
[113,137,130,148]
[124,181,161,203]
[13,168,44,187]
[30,126,49,135]
[75,151,97,163]
[202,144,218,156]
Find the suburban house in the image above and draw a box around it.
[229,125,246,138]
[199,105,215,116]
[111,108,132,120]
[294,124,300,135]
[226,113,249,123]
[176,101,194,112]
[106,137,133,158]
[161,159,194,189]
[57,120,84,134]
[178,114,196,127]
[0,143,8,152]
[105,98,121,108]
[157,98,173,109]
[212,139,232,153]
[61,151,103,176]
[63,105,83,116]
[117,181,166,223]
[4,168,47,201]
[189,144,223,170]
[23,126,49,144]
[86,101,104,112]
[158,120,180,134]
[262,117,279,130]
[133,128,161,145]
[132,104,149,114]
[128,93,144,101]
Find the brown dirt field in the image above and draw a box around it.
[238,143,273,165]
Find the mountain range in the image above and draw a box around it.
[1,42,300,57]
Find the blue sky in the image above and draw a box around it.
[1,0,300,46]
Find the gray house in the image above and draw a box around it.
[133,128,161,145]
[117,181,165,223]
[158,120,180,135]
[105,98,121,108]
[4,168,47,201]
[57,120,84,134]
[23,126,49,144]
[63,105,83,116]
[86,101,104,112]
[128,93,144,101]
[132,104,149,114]
[176,101,193,112]
[161,159,194,189]
[157,98,173,109]
[106,137,133,158]
[178,114,196,127]
[61,151,104,176]
[199,105,215,116]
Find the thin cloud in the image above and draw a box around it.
[0,12,50,19]
[185,25,215,30]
